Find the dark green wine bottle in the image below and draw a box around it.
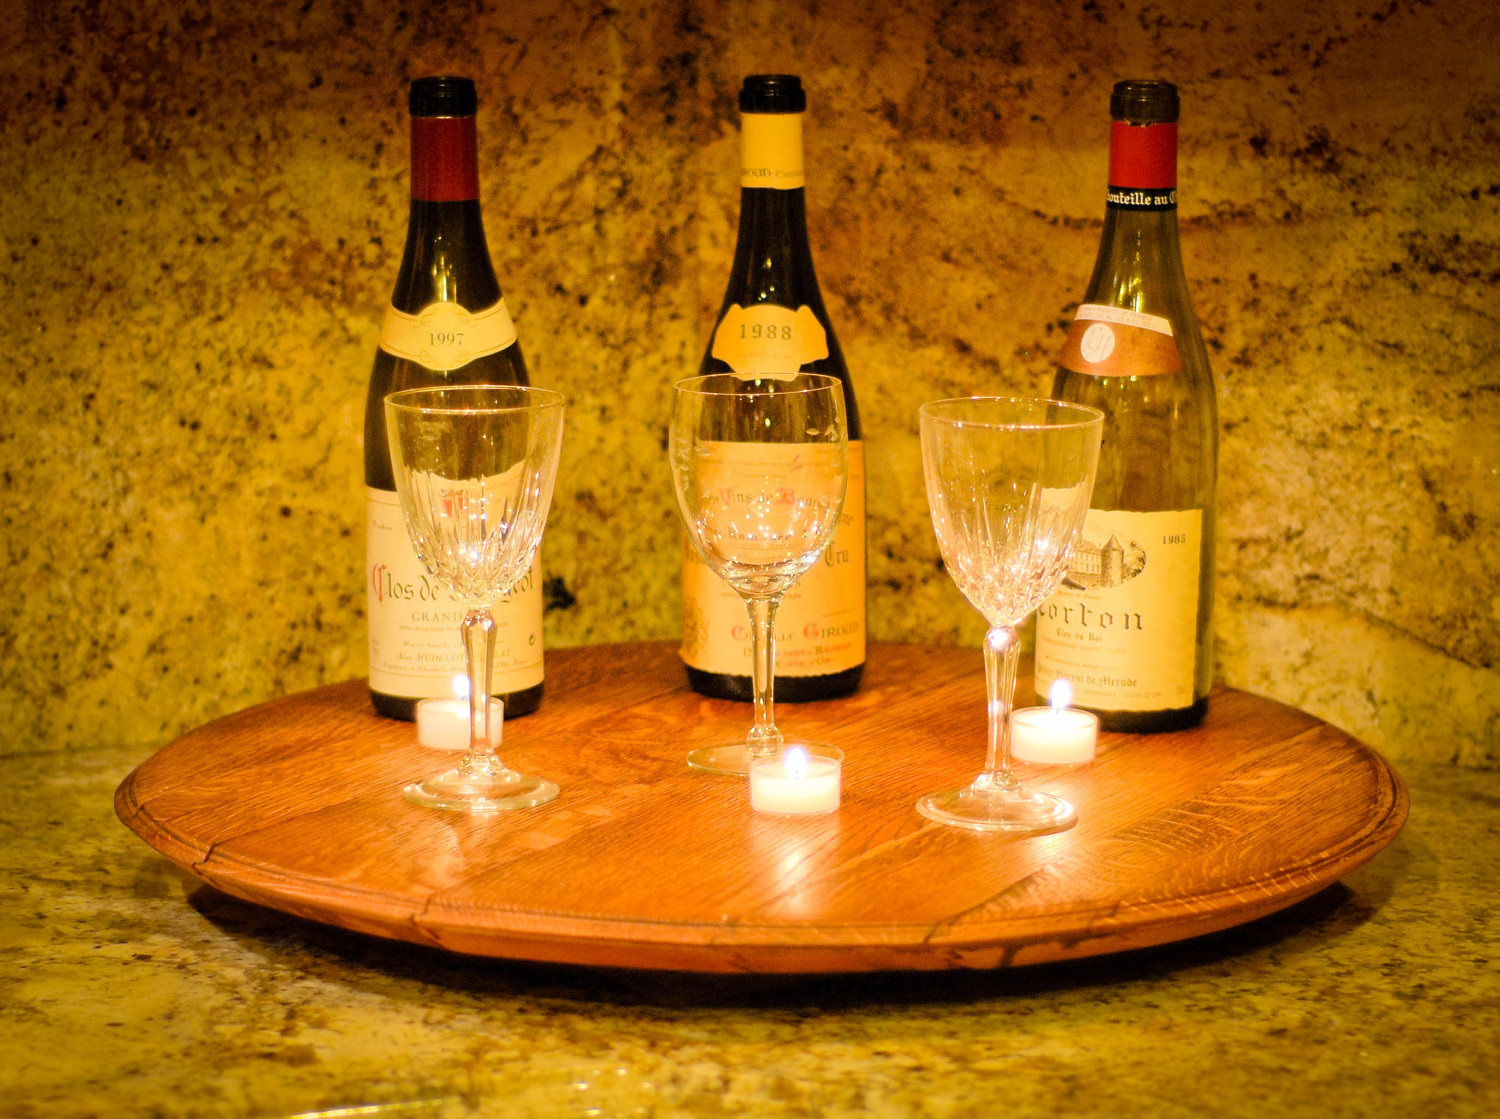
[684,74,866,703]
[365,76,543,721]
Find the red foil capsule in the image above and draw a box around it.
[410,116,478,202]
[1109,120,1177,189]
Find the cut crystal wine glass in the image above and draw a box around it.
[671,373,849,775]
[918,396,1103,833]
[384,385,566,812]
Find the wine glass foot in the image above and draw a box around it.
[403,766,559,813]
[916,783,1076,835]
[687,740,843,776]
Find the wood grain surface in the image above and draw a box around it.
[115,642,1408,973]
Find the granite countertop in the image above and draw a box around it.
[2,743,1495,1117]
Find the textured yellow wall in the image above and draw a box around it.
[2,0,1496,765]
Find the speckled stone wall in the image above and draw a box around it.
[3,0,1496,766]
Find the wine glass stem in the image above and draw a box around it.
[981,624,1020,791]
[461,606,501,774]
[745,595,784,760]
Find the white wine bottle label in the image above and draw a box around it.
[741,113,805,189]
[366,486,544,697]
[1060,302,1183,378]
[1034,507,1201,712]
[682,441,864,677]
[710,304,829,375]
[378,298,518,372]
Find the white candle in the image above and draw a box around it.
[1010,679,1098,764]
[749,747,841,815]
[415,696,503,751]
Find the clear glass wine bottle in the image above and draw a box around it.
[1035,80,1219,732]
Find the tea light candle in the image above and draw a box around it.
[1010,679,1098,764]
[749,747,841,815]
[415,696,503,751]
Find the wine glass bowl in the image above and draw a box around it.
[385,384,566,812]
[671,373,849,774]
[918,396,1103,833]
[394,453,546,604]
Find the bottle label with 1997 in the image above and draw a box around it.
[379,298,518,372]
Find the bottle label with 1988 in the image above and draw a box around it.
[709,303,829,376]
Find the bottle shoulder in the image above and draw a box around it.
[390,201,502,312]
[721,190,827,303]
[703,187,859,431]
[1074,212,1215,390]
[369,342,529,389]
[1083,210,1196,306]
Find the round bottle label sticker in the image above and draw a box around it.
[1079,323,1117,363]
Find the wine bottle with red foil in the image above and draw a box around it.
[1034,80,1218,732]
[364,76,543,721]
[683,73,866,703]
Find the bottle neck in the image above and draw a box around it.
[411,115,479,202]
[732,184,814,255]
[1086,118,1187,306]
[1108,120,1176,199]
[394,114,497,311]
[729,110,819,296]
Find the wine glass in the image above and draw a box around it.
[671,373,849,775]
[384,385,566,812]
[918,396,1103,833]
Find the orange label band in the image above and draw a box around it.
[741,113,805,190]
[1059,303,1182,378]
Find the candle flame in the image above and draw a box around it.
[450,674,469,700]
[1049,678,1073,711]
[785,746,809,780]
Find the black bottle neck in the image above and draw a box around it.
[725,187,826,310]
[390,110,500,311]
[391,200,499,312]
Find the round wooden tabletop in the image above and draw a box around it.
[115,642,1407,973]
